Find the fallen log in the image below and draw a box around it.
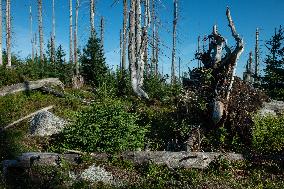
[2,151,244,173]
[89,151,244,169]
[2,152,81,176]
[0,78,64,97]
[118,151,243,169]
[2,106,54,131]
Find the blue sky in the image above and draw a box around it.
[8,0,284,77]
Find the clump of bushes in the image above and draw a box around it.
[252,114,284,154]
[60,98,148,153]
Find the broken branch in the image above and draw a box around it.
[2,106,54,131]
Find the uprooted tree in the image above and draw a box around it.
[179,8,269,150]
[194,7,244,125]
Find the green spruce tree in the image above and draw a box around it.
[56,45,66,65]
[264,26,284,100]
[81,35,108,87]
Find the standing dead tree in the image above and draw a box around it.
[29,5,34,62]
[151,0,157,76]
[6,0,11,67]
[121,0,127,72]
[69,0,73,63]
[195,7,244,125]
[72,0,84,89]
[100,16,104,47]
[37,0,44,63]
[90,0,95,36]
[74,0,79,72]
[171,0,178,84]
[254,28,259,84]
[51,0,56,63]
[0,0,2,66]
[128,0,150,99]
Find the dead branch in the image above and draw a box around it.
[225,7,244,100]
[2,106,54,131]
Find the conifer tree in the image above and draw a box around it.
[81,35,107,87]
[263,26,284,99]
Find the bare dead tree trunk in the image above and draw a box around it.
[100,16,104,47]
[171,0,178,84]
[90,0,95,36]
[212,8,244,124]
[128,0,149,99]
[138,0,150,86]
[151,0,155,75]
[74,0,79,75]
[51,0,56,63]
[121,0,127,71]
[37,0,44,63]
[29,5,34,62]
[120,29,122,69]
[254,27,259,84]
[225,8,244,101]
[197,36,201,68]
[243,51,253,83]
[34,33,38,59]
[0,0,2,66]
[154,26,159,76]
[6,0,11,67]
[143,0,150,79]
[69,0,73,63]
[178,57,181,81]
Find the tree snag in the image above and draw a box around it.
[195,7,244,125]
[128,0,150,99]
[37,0,44,63]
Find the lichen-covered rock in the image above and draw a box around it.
[30,111,68,136]
[79,164,121,186]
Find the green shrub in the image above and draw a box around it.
[60,98,148,153]
[252,115,284,154]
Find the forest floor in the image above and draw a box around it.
[0,89,283,188]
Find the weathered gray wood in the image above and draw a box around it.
[91,151,244,169]
[0,78,64,96]
[2,152,81,175]
[2,151,244,173]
